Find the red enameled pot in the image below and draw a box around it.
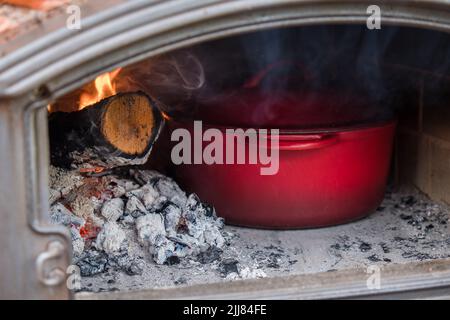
[168,120,396,229]
[159,62,397,228]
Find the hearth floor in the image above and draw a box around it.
[78,186,450,293]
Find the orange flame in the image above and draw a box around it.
[162,112,171,120]
[78,68,122,110]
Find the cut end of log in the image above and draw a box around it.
[49,91,164,169]
[101,93,155,156]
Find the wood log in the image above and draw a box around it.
[49,92,164,170]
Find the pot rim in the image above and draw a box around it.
[168,118,397,135]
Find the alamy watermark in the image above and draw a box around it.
[66,5,81,30]
[367,5,382,30]
[66,265,81,290]
[366,265,381,290]
[170,121,280,176]
[66,4,381,31]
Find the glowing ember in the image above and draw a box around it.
[79,219,101,239]
[78,68,122,110]
[79,167,105,174]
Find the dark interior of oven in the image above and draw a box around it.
[47,25,450,293]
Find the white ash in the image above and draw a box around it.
[239,267,267,279]
[129,169,166,185]
[95,222,127,255]
[75,228,145,278]
[110,185,126,198]
[225,267,267,281]
[90,214,106,229]
[120,171,227,264]
[120,214,135,227]
[217,257,267,280]
[127,184,161,210]
[108,176,140,197]
[132,191,226,264]
[127,170,188,208]
[48,166,84,204]
[125,195,147,218]
[49,188,63,205]
[136,214,166,245]
[106,251,146,276]
[50,203,85,257]
[50,202,85,227]
[70,226,85,257]
[70,195,101,220]
[183,194,226,249]
[75,248,145,278]
[75,250,109,277]
[164,204,182,235]
[154,177,187,207]
[49,166,230,280]
[101,198,124,222]
[49,165,84,192]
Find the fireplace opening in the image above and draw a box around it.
[46,25,450,295]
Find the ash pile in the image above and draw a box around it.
[49,166,231,278]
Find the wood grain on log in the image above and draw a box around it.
[49,92,164,169]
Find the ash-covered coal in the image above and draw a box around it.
[126,172,226,265]
[76,248,145,277]
[49,167,230,279]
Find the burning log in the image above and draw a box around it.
[49,92,163,170]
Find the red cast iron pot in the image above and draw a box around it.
[169,120,396,229]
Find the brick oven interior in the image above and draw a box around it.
[43,24,450,296]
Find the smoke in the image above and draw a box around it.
[162,25,450,128]
[115,52,205,117]
[51,25,450,128]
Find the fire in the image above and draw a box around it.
[78,67,122,110]
[162,112,171,120]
